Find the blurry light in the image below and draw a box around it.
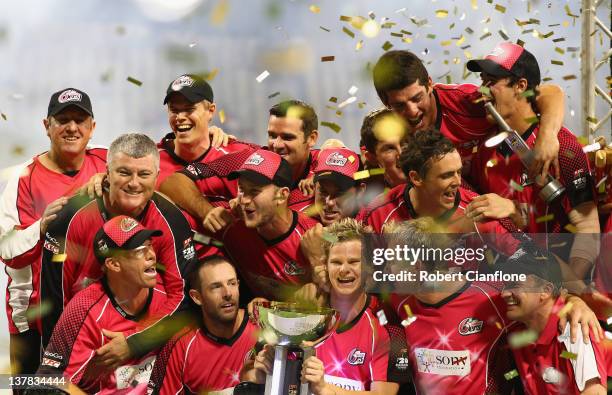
[132,0,205,22]
[485,132,509,148]
[361,20,380,38]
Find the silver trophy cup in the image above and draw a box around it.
[253,301,339,395]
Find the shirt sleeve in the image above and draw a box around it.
[557,132,596,209]
[559,323,607,391]
[370,322,391,383]
[147,331,192,395]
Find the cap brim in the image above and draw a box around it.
[123,229,163,250]
[227,169,273,185]
[314,172,356,192]
[466,59,513,77]
[49,103,93,118]
[163,90,206,105]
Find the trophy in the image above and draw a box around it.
[253,302,339,395]
[484,102,565,203]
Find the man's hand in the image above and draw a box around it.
[247,297,270,320]
[465,194,525,227]
[209,125,236,148]
[203,207,234,234]
[40,196,68,236]
[559,295,603,344]
[531,127,560,180]
[298,177,315,197]
[301,356,330,395]
[252,344,274,384]
[295,283,328,307]
[93,329,131,370]
[301,224,325,267]
[78,172,106,199]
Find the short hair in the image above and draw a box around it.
[269,100,318,139]
[188,255,236,291]
[399,129,456,179]
[108,133,160,171]
[322,218,372,259]
[360,107,394,154]
[373,50,430,105]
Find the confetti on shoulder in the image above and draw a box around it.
[256,70,270,83]
[126,76,142,86]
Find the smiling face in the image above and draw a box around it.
[191,261,240,325]
[166,94,215,148]
[107,153,158,217]
[410,150,462,213]
[267,115,317,175]
[237,177,287,229]
[44,106,95,159]
[385,79,436,133]
[501,275,552,323]
[326,240,363,299]
[109,239,158,289]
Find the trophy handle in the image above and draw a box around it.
[300,346,315,395]
[265,345,288,395]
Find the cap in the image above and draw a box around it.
[163,74,214,105]
[93,216,162,263]
[228,149,293,188]
[314,147,362,191]
[466,42,540,87]
[498,243,562,287]
[47,88,93,118]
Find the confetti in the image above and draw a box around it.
[342,27,355,38]
[401,316,417,327]
[348,86,358,95]
[204,68,219,81]
[319,26,330,32]
[354,170,370,180]
[357,102,366,109]
[329,97,338,103]
[309,5,320,13]
[504,369,519,380]
[554,47,565,55]
[126,76,142,86]
[368,11,375,19]
[355,40,364,51]
[321,56,335,62]
[524,116,539,125]
[369,168,385,176]
[557,301,574,318]
[465,27,474,34]
[211,0,230,25]
[390,32,403,38]
[564,224,577,233]
[268,92,280,99]
[551,60,564,66]
[435,10,449,18]
[480,32,492,40]
[471,0,478,9]
[188,42,197,48]
[586,116,598,124]
[322,231,339,243]
[535,214,554,223]
[562,75,576,80]
[607,317,612,326]
[52,254,67,263]
[256,70,270,83]
[498,30,509,40]
[382,41,393,51]
[495,4,507,13]
[219,109,226,124]
[486,159,497,168]
[478,86,491,96]
[381,22,396,29]
[510,180,524,192]
[552,37,566,42]
[560,351,577,360]
[339,15,351,21]
[338,96,356,109]
[495,322,503,330]
[509,329,538,348]
[402,37,413,44]
[321,121,341,133]
[456,35,466,46]
[521,90,535,98]
[1,113,6,121]
[303,203,322,218]
[441,40,452,46]
[426,34,437,39]
[376,310,388,326]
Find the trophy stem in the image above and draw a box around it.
[265,345,288,395]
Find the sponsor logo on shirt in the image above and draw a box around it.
[41,351,63,368]
[572,169,587,190]
[245,153,264,166]
[415,348,471,376]
[185,164,199,177]
[347,348,366,365]
[283,260,305,276]
[115,355,156,390]
[171,75,194,91]
[43,240,60,254]
[41,357,61,368]
[324,375,364,391]
[58,89,82,103]
[183,238,196,261]
[458,317,484,336]
[325,152,348,167]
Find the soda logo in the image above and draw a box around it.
[458,317,484,336]
[347,348,366,365]
[436,355,468,365]
[58,89,82,103]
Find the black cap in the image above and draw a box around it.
[93,216,162,263]
[498,243,562,287]
[163,74,214,105]
[466,42,541,87]
[47,88,93,118]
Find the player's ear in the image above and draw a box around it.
[104,257,120,273]
[276,186,290,204]
[408,170,423,186]
[189,289,203,306]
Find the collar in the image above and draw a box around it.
[336,294,371,334]
[417,281,471,309]
[101,277,153,321]
[97,194,151,223]
[535,297,564,346]
[402,184,460,223]
[201,309,249,346]
[263,211,298,246]
[292,152,313,189]
[160,132,212,166]
[496,122,538,157]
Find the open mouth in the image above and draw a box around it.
[122,189,143,196]
[337,277,356,286]
[505,296,519,308]
[175,124,193,133]
[407,113,424,128]
[144,266,157,278]
[63,135,80,142]
[442,190,456,201]
[220,302,235,311]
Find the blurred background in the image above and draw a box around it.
[0,0,609,385]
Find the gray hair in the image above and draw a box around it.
[108,133,160,171]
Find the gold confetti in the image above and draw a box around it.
[551,60,564,66]
[557,301,574,318]
[268,92,280,99]
[319,26,330,32]
[402,37,413,44]
[403,304,414,317]
[342,27,355,38]
[382,41,393,51]
[441,40,452,46]
[210,0,229,26]
[321,56,335,62]
[509,329,538,348]
[498,30,509,40]
[536,214,554,223]
[356,40,363,51]
[219,109,226,124]
[504,369,519,380]
[521,90,535,98]
[586,116,598,124]
[204,68,219,81]
[339,15,351,21]
[524,116,539,125]
[560,351,577,360]
[426,34,436,39]
[1,113,6,121]
[321,121,341,133]
[510,180,524,192]
[465,27,474,34]
[256,70,270,83]
[369,168,385,176]
[478,86,491,96]
[381,22,396,29]
[495,321,503,330]
[309,5,320,13]
[455,35,465,46]
[435,10,449,18]
[480,32,492,40]
[564,224,577,233]
[303,203,322,218]
[126,76,142,86]
[553,37,566,43]
[554,47,565,55]
[471,0,478,10]
[24,301,53,320]
[486,159,497,168]
[495,4,506,13]
[354,170,370,180]
[562,75,577,81]
[329,97,338,103]
[52,254,67,262]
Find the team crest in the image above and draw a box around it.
[283,260,305,276]
[488,46,505,58]
[325,152,348,167]
[120,217,138,232]
[246,153,264,166]
[171,75,194,91]
[458,317,484,336]
[347,348,366,365]
[58,89,82,103]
